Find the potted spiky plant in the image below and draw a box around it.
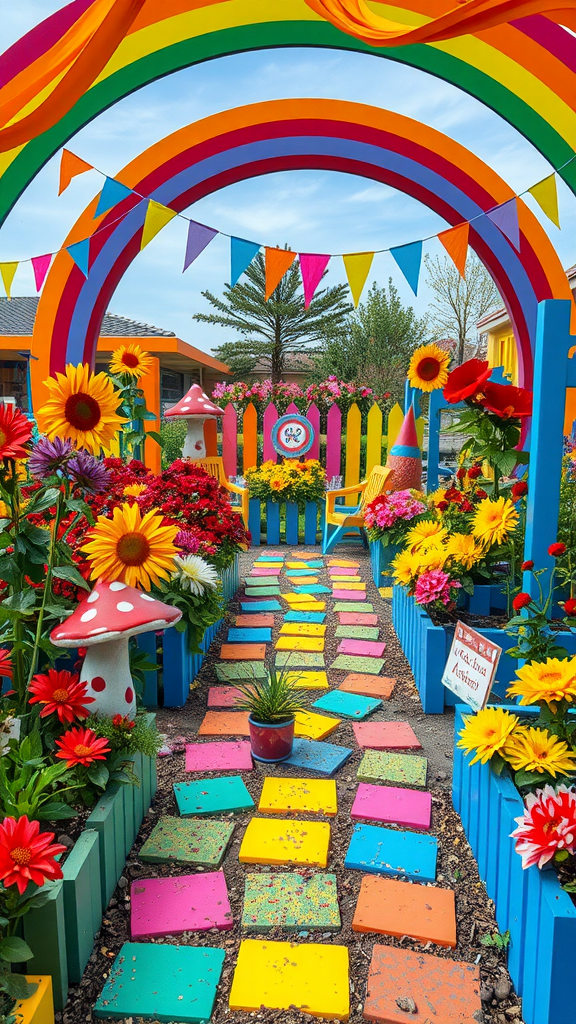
[233,667,307,763]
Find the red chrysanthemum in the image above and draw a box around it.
[522,560,534,571]
[513,592,532,612]
[549,542,567,557]
[511,480,528,499]
[456,467,466,480]
[28,669,94,724]
[511,784,576,869]
[563,598,576,616]
[443,359,491,404]
[480,382,532,420]
[476,488,488,499]
[467,465,482,480]
[0,405,33,461]
[0,816,66,895]
[55,726,110,767]
[0,649,12,679]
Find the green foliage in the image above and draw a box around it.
[479,929,510,950]
[159,578,224,653]
[86,711,162,759]
[233,666,308,724]
[445,407,528,499]
[160,418,186,467]
[109,371,161,462]
[0,730,77,821]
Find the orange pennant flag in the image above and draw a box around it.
[265,247,297,300]
[438,222,469,279]
[58,149,94,195]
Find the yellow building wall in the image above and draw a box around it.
[487,329,518,383]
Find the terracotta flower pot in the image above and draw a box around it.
[248,715,295,763]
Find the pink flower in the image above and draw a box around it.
[511,784,576,869]
[414,569,460,607]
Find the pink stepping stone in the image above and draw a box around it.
[185,740,253,772]
[337,639,386,658]
[130,870,233,938]
[251,567,281,576]
[351,782,432,830]
[353,721,422,750]
[330,567,360,576]
[332,589,366,600]
[339,612,378,626]
[208,686,242,708]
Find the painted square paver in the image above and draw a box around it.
[333,601,374,613]
[251,567,281,576]
[280,622,327,636]
[287,560,324,568]
[185,740,252,772]
[293,584,331,594]
[335,581,365,590]
[130,870,233,939]
[285,610,326,623]
[276,652,325,668]
[352,876,455,947]
[235,613,275,628]
[339,674,395,699]
[330,566,361,576]
[229,940,349,1019]
[244,576,280,587]
[242,873,340,932]
[94,943,226,1023]
[337,638,386,658]
[139,816,234,867]
[294,710,340,740]
[329,575,362,583]
[275,636,325,652]
[284,738,353,775]
[351,783,432,830]
[258,777,337,815]
[214,662,266,681]
[332,589,366,600]
[358,749,427,787]
[353,721,421,750]
[328,559,360,568]
[208,686,243,708]
[289,576,319,585]
[197,711,250,737]
[331,655,385,675]
[220,643,266,661]
[240,600,282,612]
[363,945,480,1023]
[287,601,326,612]
[286,569,319,577]
[228,628,272,643]
[245,586,281,597]
[239,818,331,867]
[284,670,329,689]
[339,612,378,626]
[284,593,323,605]
[312,690,382,720]
[335,625,380,640]
[174,776,254,816]
[345,823,437,881]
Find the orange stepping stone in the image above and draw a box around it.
[339,674,396,700]
[220,644,266,661]
[364,945,480,1024]
[235,614,275,628]
[198,711,250,737]
[353,876,456,947]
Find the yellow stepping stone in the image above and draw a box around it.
[286,562,315,569]
[295,710,340,740]
[285,670,329,690]
[329,574,361,582]
[284,592,321,603]
[259,777,337,816]
[296,601,326,611]
[229,940,350,1020]
[239,818,331,867]
[337,581,366,590]
[328,559,360,568]
[280,623,327,637]
[275,636,325,652]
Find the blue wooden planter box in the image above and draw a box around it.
[369,539,400,588]
[248,498,323,546]
[453,704,576,1024]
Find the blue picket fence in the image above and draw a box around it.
[248,498,323,546]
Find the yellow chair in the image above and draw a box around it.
[195,456,249,528]
[322,465,392,554]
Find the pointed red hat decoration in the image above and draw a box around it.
[387,402,422,491]
[390,404,420,457]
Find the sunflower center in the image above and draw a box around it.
[417,357,441,381]
[65,392,101,430]
[540,672,562,684]
[122,353,140,368]
[117,531,150,566]
[74,743,93,757]
[10,847,31,866]
[52,688,69,701]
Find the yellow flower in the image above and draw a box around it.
[472,496,519,548]
[407,343,450,393]
[428,487,447,507]
[109,343,154,380]
[457,707,519,765]
[446,533,484,570]
[82,502,179,590]
[270,477,286,491]
[391,548,420,586]
[417,544,448,572]
[123,483,148,497]
[37,364,125,455]
[406,519,447,552]
[503,726,576,777]
[508,657,576,706]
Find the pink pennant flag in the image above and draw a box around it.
[31,254,52,292]
[299,253,330,308]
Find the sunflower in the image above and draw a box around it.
[457,707,519,765]
[109,344,154,380]
[417,544,448,572]
[123,482,148,497]
[472,496,519,548]
[446,533,484,570]
[391,548,420,586]
[37,364,126,455]
[82,502,179,589]
[406,519,447,551]
[508,657,576,706]
[0,404,33,461]
[407,343,450,393]
[504,726,576,778]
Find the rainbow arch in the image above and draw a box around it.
[2,0,576,228]
[31,98,571,409]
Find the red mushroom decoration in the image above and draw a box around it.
[164,383,224,460]
[50,581,182,719]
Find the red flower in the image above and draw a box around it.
[456,467,466,480]
[112,713,135,730]
[467,465,482,480]
[511,480,528,499]
[443,359,491,404]
[0,649,12,679]
[460,499,474,513]
[564,598,576,616]
[521,560,534,571]
[28,669,94,724]
[55,726,110,767]
[444,487,463,505]
[513,592,532,612]
[481,382,532,420]
[0,816,66,895]
[437,501,449,512]
[511,784,576,869]
[476,489,488,499]
[0,405,33,461]
[549,542,567,558]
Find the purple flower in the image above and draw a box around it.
[29,436,73,478]
[175,529,202,554]
[67,451,110,494]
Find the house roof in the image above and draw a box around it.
[0,297,175,337]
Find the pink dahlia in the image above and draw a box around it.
[414,569,460,607]
[511,784,576,869]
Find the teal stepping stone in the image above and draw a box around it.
[93,942,225,1022]
[242,873,340,932]
[285,610,326,623]
[293,584,331,594]
[275,652,325,668]
[313,690,382,719]
[284,738,353,775]
[335,625,379,640]
[333,602,374,613]
[286,570,318,577]
[240,600,281,612]
[344,823,437,882]
[228,628,272,643]
[255,556,285,562]
[215,662,266,681]
[245,586,281,596]
[358,749,427,787]
[139,816,233,867]
[296,560,324,568]
[331,655,385,675]
[174,777,254,816]
[244,576,280,587]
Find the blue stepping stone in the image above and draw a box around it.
[293,584,331,594]
[93,942,225,1022]
[228,628,272,643]
[312,690,382,720]
[284,738,353,775]
[286,570,318,577]
[174,777,255,817]
[241,601,282,612]
[344,823,438,882]
[285,610,327,624]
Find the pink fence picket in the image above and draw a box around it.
[263,402,278,462]
[325,403,342,480]
[222,403,237,478]
[307,402,320,460]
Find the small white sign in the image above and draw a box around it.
[442,620,501,712]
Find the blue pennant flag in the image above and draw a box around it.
[231,237,260,287]
[66,239,90,277]
[94,176,133,218]
[390,240,423,296]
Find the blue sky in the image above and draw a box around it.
[2,2,575,357]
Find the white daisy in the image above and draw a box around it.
[173,554,218,596]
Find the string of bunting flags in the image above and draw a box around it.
[0,146,569,307]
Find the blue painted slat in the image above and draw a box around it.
[312,500,323,546]
[266,501,280,545]
[248,498,261,545]
[162,628,189,707]
[285,502,299,544]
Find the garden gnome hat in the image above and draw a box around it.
[386,401,422,490]
[164,384,224,460]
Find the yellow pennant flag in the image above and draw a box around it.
[0,262,18,300]
[140,200,177,250]
[528,174,560,229]
[342,252,374,307]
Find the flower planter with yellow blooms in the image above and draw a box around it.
[246,459,326,545]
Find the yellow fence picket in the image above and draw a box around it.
[365,402,383,476]
[242,402,258,472]
[344,402,362,505]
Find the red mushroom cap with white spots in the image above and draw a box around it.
[164,383,224,419]
[50,580,182,647]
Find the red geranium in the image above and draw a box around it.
[0,816,66,894]
[549,542,567,557]
[513,592,532,612]
[443,359,491,404]
[511,480,528,499]
[456,467,466,480]
[28,669,94,724]
[0,405,33,461]
[564,598,576,616]
[467,465,482,480]
[480,382,532,420]
[521,560,534,571]
[0,649,12,679]
[55,726,110,767]
[476,488,488,499]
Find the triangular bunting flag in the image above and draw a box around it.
[58,149,93,195]
[183,220,218,272]
[265,247,297,300]
[31,254,52,291]
[94,176,133,218]
[0,262,18,300]
[66,239,90,277]
[342,252,374,307]
[487,198,520,250]
[299,253,330,308]
[438,223,469,279]
[390,241,422,295]
[140,200,177,250]
[231,238,260,286]
[528,174,560,229]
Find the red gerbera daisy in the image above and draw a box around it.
[0,405,33,461]
[28,669,94,724]
[55,726,110,767]
[511,784,576,869]
[480,382,532,420]
[0,815,66,894]
[443,359,491,404]
[0,649,12,679]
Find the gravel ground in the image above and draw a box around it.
[59,544,524,1024]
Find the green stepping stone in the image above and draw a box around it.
[357,750,428,788]
[215,662,267,681]
[331,655,385,674]
[244,576,280,587]
[335,625,380,640]
[93,942,225,1022]
[174,777,254,816]
[333,602,374,613]
[245,586,281,596]
[139,815,234,867]
[242,872,341,932]
[275,652,325,668]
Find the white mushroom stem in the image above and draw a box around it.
[80,636,136,720]
[182,417,208,460]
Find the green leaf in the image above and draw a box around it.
[144,430,164,446]
[0,972,35,1000]
[515,768,548,789]
[37,801,77,820]
[52,564,90,590]
[87,762,109,789]
[0,937,33,963]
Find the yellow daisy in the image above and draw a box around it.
[446,533,484,571]
[417,544,448,572]
[37,364,125,455]
[407,343,450,393]
[457,707,519,765]
[508,657,576,706]
[82,502,179,590]
[503,726,576,777]
[109,344,154,380]
[123,483,148,497]
[472,496,519,548]
[406,519,447,552]
[391,548,420,586]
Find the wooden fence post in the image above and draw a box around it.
[243,402,258,472]
[263,402,278,462]
[307,402,320,460]
[365,402,383,475]
[344,402,361,505]
[325,404,342,479]
[222,402,237,478]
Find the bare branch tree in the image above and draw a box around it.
[425,253,501,365]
